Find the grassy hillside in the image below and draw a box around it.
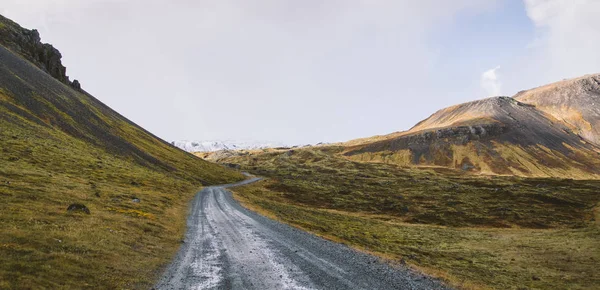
[223,147,600,289]
[0,16,243,289]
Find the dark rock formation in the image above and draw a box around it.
[0,14,74,87]
[223,163,241,170]
[67,203,90,214]
[72,79,81,90]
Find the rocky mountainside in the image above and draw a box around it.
[172,140,288,153]
[514,74,600,146]
[344,75,600,178]
[0,14,78,88]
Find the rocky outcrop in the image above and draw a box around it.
[0,14,78,88]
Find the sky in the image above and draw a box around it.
[1,0,599,144]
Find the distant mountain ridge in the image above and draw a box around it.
[172,140,289,152]
[344,74,600,178]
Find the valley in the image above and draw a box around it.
[1,8,600,290]
[209,75,600,289]
[157,178,447,290]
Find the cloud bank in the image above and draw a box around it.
[481,66,502,96]
[0,1,499,144]
[522,0,600,81]
[1,1,598,144]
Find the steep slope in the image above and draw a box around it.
[514,73,600,146]
[344,79,600,178]
[0,15,243,289]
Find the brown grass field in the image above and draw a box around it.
[224,147,600,289]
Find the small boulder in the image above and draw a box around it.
[400,205,410,213]
[132,197,140,203]
[223,163,241,170]
[67,203,90,214]
[72,79,81,90]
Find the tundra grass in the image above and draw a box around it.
[0,20,245,288]
[0,103,243,288]
[226,147,600,289]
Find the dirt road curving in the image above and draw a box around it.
[156,178,449,289]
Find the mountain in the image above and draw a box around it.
[343,76,600,178]
[0,14,243,288]
[514,74,600,146]
[172,140,288,152]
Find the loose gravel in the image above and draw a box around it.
[156,178,450,290]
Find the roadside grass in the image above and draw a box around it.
[0,122,187,289]
[0,88,243,288]
[226,147,600,289]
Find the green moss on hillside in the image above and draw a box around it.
[0,36,243,288]
[225,147,600,289]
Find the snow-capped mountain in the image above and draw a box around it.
[171,140,289,153]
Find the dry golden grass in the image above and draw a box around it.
[225,147,600,289]
[345,141,600,179]
[233,180,600,290]
[0,82,243,288]
[0,124,205,288]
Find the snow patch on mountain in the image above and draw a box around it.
[171,140,289,153]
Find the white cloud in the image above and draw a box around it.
[523,0,600,80]
[481,66,502,96]
[0,1,500,144]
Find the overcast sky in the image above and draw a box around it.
[1,0,599,144]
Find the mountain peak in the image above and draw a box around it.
[408,96,534,133]
[514,73,600,145]
[515,73,600,99]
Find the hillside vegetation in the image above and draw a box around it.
[224,147,600,289]
[0,15,243,289]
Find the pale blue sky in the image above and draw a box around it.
[1,1,599,144]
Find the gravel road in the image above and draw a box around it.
[156,178,449,290]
